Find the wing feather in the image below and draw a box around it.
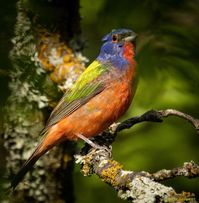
[42,60,109,133]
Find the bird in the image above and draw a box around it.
[11,28,137,189]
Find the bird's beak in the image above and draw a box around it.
[124,32,137,42]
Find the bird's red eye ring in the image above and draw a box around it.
[112,34,118,42]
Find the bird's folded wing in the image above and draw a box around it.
[42,60,109,133]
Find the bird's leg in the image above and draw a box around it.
[76,133,102,149]
[77,134,112,157]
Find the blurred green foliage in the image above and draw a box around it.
[77,0,199,202]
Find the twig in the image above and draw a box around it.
[82,109,199,151]
[150,161,199,181]
[159,109,199,133]
[115,109,199,134]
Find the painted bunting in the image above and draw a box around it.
[11,28,137,189]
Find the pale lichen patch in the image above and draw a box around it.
[118,176,174,203]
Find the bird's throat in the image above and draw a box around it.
[123,42,135,62]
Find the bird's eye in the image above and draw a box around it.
[112,34,118,42]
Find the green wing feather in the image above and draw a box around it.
[42,60,109,133]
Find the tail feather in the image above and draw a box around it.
[11,143,44,190]
[11,127,64,190]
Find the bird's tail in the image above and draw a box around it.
[11,129,64,190]
[10,143,44,190]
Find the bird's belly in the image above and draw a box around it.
[58,81,132,140]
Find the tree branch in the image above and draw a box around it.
[75,148,197,203]
[76,109,199,202]
[150,161,199,181]
[115,109,199,134]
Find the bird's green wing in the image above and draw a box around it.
[42,60,109,133]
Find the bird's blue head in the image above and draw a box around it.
[97,28,137,70]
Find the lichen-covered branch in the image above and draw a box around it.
[150,161,199,181]
[75,148,197,203]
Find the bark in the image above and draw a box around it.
[2,1,85,202]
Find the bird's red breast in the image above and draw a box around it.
[48,64,136,142]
